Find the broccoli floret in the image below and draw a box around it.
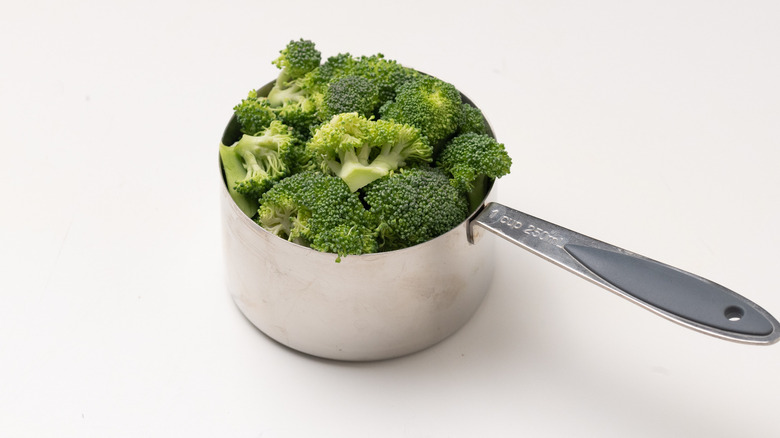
[364,167,468,251]
[437,132,512,211]
[220,39,515,259]
[300,52,354,93]
[456,102,488,136]
[266,80,323,140]
[233,89,277,135]
[256,171,377,261]
[274,96,323,141]
[379,76,462,148]
[310,224,378,262]
[271,39,322,87]
[219,120,296,216]
[233,88,321,143]
[306,112,432,192]
[286,136,316,175]
[341,54,420,103]
[302,52,419,104]
[322,75,380,119]
[267,39,322,111]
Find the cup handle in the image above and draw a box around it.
[471,202,780,345]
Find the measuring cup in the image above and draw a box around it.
[220,80,779,361]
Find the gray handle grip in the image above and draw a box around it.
[471,202,780,345]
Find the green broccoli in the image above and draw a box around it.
[263,39,324,139]
[302,52,419,104]
[379,75,462,148]
[437,132,512,211]
[232,88,320,143]
[256,170,377,261]
[233,89,278,136]
[300,52,354,93]
[267,39,322,106]
[219,120,296,216]
[322,75,380,119]
[456,102,488,136]
[232,40,324,141]
[364,167,468,251]
[306,112,432,192]
[310,224,378,262]
[340,54,420,103]
[221,39,515,259]
[274,96,323,141]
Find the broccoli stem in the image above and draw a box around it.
[239,151,269,180]
[267,81,303,107]
[339,163,388,192]
[370,149,403,173]
[219,143,259,217]
[332,148,395,192]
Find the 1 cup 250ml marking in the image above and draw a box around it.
[488,209,564,247]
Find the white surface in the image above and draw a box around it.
[2,0,780,436]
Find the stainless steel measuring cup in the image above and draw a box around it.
[220,81,779,361]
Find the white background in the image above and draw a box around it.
[2,0,780,436]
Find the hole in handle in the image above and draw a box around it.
[725,306,745,322]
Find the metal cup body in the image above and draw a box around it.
[221,184,495,361]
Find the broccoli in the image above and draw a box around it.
[267,39,322,106]
[263,39,324,139]
[364,167,468,251]
[274,96,323,141]
[256,171,377,261]
[233,89,320,143]
[219,120,296,216]
[437,132,512,211]
[302,52,419,104]
[340,54,420,103]
[310,224,378,262]
[233,89,278,136]
[221,40,514,260]
[322,75,380,119]
[273,39,321,77]
[456,102,488,136]
[300,52,354,93]
[379,75,462,148]
[306,112,432,192]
